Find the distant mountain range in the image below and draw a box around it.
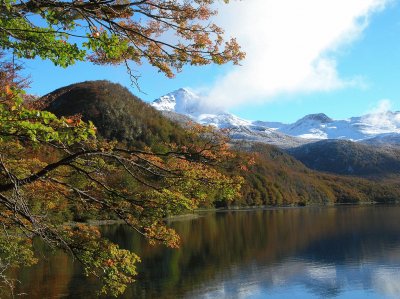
[152,88,400,148]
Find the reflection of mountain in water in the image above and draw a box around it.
[12,206,400,299]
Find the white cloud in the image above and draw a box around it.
[369,99,393,114]
[201,0,391,109]
[362,99,400,131]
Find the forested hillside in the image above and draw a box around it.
[40,81,189,149]
[287,140,400,177]
[228,143,400,206]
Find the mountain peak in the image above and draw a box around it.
[152,88,224,116]
[175,87,193,94]
[298,113,333,123]
[152,88,200,114]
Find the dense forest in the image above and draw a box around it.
[287,139,400,177]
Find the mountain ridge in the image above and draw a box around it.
[287,139,400,177]
[152,88,400,148]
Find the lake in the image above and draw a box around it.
[12,205,400,298]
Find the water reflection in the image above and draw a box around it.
[12,206,400,298]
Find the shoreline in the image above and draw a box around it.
[68,201,399,225]
[165,201,399,221]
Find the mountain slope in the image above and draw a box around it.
[362,133,400,147]
[40,80,189,148]
[232,142,400,206]
[287,140,400,176]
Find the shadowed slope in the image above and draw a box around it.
[40,80,188,148]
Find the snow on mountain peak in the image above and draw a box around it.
[152,88,199,114]
[152,88,400,148]
[152,88,222,116]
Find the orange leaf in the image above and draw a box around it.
[5,85,12,95]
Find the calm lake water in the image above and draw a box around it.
[12,205,400,298]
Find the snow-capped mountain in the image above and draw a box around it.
[152,88,228,117]
[151,88,252,128]
[152,88,205,115]
[277,112,400,141]
[151,88,400,148]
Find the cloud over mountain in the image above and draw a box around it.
[203,0,390,109]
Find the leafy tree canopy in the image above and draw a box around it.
[0,0,245,85]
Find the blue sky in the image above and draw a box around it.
[23,0,400,123]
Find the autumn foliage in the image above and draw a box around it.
[0,0,245,86]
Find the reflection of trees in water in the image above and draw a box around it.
[12,206,400,298]
[11,241,74,298]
